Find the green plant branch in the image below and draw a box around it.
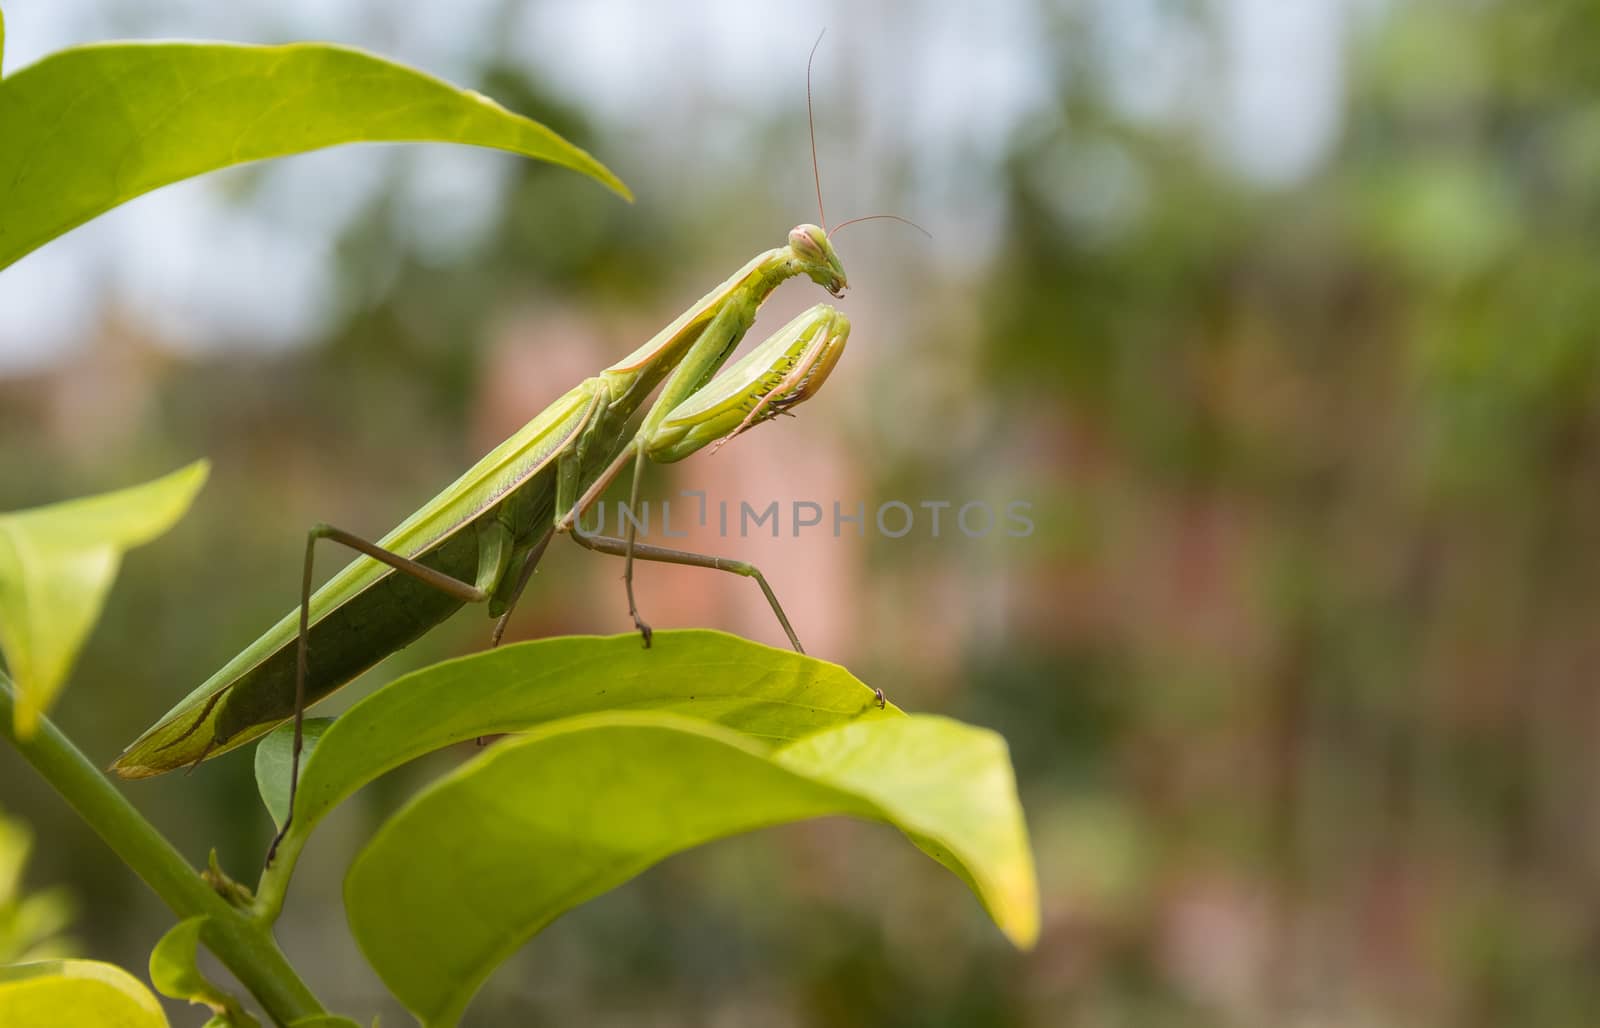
[0,672,324,1026]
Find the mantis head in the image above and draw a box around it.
[788,223,847,297]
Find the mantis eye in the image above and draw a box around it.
[788,224,826,263]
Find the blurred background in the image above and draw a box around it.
[4,0,1600,1024]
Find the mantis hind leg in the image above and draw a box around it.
[267,522,493,868]
[553,441,655,645]
[565,527,884,707]
[569,524,797,647]
[621,450,651,646]
[560,444,802,659]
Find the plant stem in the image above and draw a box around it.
[1,675,324,1026]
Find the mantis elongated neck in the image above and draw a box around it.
[602,245,807,379]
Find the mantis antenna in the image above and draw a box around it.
[831,213,931,239]
[808,29,828,231]
[808,32,930,242]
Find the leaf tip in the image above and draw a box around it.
[170,458,212,501]
[998,883,1041,951]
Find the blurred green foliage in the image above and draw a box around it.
[0,807,76,964]
[975,1,1600,1024]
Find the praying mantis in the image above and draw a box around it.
[110,46,912,864]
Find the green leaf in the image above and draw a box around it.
[255,630,894,911]
[255,718,333,830]
[147,918,206,1000]
[0,959,169,1027]
[345,712,1037,1027]
[149,917,258,1026]
[286,1017,364,1028]
[0,40,630,271]
[0,462,208,737]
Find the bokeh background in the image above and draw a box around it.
[5,0,1600,1024]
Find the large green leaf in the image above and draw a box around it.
[0,40,629,270]
[345,712,1037,1027]
[0,462,208,737]
[254,630,896,910]
[0,959,169,1027]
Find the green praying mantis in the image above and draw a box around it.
[111,46,917,864]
